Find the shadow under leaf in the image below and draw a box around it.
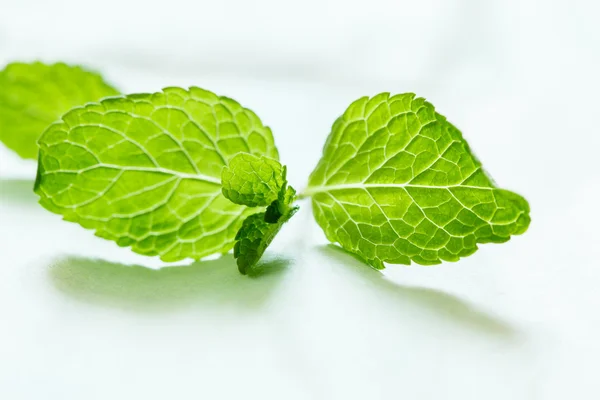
[0,178,37,205]
[320,244,518,339]
[49,253,291,312]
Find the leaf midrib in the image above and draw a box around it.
[43,163,222,185]
[303,182,493,196]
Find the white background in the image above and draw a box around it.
[1,0,599,398]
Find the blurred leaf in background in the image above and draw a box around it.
[0,62,119,159]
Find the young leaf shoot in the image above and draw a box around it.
[221,153,298,274]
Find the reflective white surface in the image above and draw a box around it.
[1,0,599,398]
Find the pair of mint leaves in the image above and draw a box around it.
[0,62,531,274]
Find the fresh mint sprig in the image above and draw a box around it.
[0,61,530,275]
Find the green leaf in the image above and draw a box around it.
[221,153,298,273]
[221,152,284,207]
[34,87,279,262]
[264,185,296,223]
[234,206,298,274]
[305,93,530,269]
[0,62,119,159]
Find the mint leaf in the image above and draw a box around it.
[264,186,296,223]
[0,62,119,159]
[34,87,279,262]
[221,153,298,273]
[221,153,284,207]
[234,206,298,274]
[305,93,530,269]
